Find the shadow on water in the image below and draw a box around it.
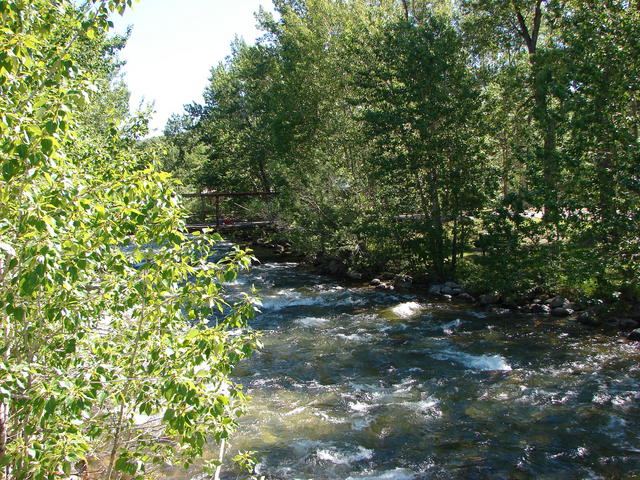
[166,262,640,480]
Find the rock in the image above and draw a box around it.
[628,329,640,341]
[369,278,382,287]
[479,293,501,306]
[347,270,363,280]
[617,318,639,330]
[393,275,413,289]
[444,281,460,289]
[630,304,640,320]
[577,310,600,326]
[457,293,476,303]
[551,307,574,317]
[441,294,453,302]
[441,286,456,295]
[450,288,463,296]
[273,244,286,254]
[550,296,571,309]
[491,307,512,315]
[428,284,443,295]
[531,304,551,315]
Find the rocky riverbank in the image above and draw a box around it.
[232,235,640,342]
[304,251,640,342]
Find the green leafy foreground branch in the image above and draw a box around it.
[0,1,258,478]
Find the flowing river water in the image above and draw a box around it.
[174,260,640,479]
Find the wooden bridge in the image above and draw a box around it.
[182,191,277,232]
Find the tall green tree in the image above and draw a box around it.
[0,1,256,478]
[352,13,488,278]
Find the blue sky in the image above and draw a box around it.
[111,0,274,135]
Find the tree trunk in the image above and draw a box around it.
[256,153,271,193]
[400,0,410,20]
[512,0,559,223]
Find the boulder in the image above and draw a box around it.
[441,294,453,302]
[479,293,501,306]
[628,329,640,341]
[549,296,571,309]
[441,286,456,295]
[428,284,443,295]
[450,288,463,296]
[457,293,476,303]
[444,281,460,289]
[531,304,551,315]
[369,278,382,287]
[393,275,413,289]
[551,307,574,317]
[346,270,363,280]
[577,310,600,326]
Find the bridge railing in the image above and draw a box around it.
[181,191,278,228]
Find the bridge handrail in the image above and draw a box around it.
[182,191,278,228]
[182,191,277,198]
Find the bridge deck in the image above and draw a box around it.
[185,221,275,232]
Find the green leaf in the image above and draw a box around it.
[40,137,56,156]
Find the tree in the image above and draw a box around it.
[0,1,256,478]
[352,12,488,278]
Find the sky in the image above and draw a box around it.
[110,0,274,135]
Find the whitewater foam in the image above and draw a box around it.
[441,318,463,334]
[296,316,330,327]
[316,445,373,464]
[390,302,424,318]
[433,349,512,371]
[345,468,417,480]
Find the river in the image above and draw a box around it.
[175,260,640,479]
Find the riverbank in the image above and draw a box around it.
[234,236,640,343]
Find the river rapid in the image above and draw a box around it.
[178,260,640,479]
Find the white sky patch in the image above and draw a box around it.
[110,0,275,135]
